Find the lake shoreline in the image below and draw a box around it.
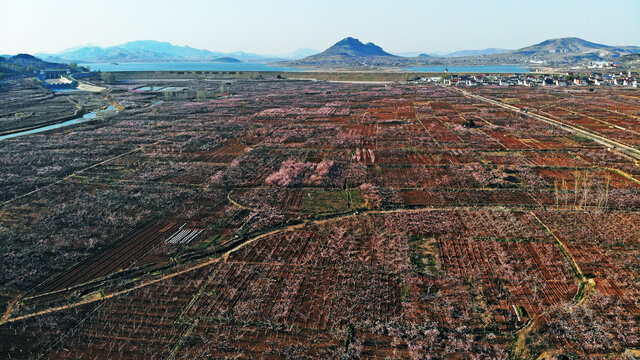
[81,61,532,73]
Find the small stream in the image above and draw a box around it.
[0,105,117,141]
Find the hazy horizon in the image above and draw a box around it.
[2,0,639,56]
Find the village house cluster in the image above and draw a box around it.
[431,71,639,88]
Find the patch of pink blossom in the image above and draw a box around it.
[265,159,334,187]
[359,183,382,208]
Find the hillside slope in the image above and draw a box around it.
[0,54,67,76]
[290,37,409,67]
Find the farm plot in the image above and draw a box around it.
[437,237,577,328]
[188,262,402,329]
[192,140,247,163]
[521,212,640,356]
[0,302,98,359]
[176,321,346,359]
[399,189,540,208]
[352,149,471,166]
[534,212,640,280]
[0,81,82,133]
[534,167,640,191]
[2,79,640,359]
[469,86,640,150]
[44,266,212,360]
[176,209,578,357]
[521,151,587,167]
[230,188,361,216]
[366,165,477,189]
[33,220,189,294]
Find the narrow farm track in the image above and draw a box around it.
[448,86,640,160]
[511,212,596,359]
[0,256,219,326]
[0,141,160,208]
[530,212,585,280]
[226,189,260,212]
[165,319,200,360]
[0,217,307,325]
[226,186,634,214]
[3,203,636,326]
[605,167,640,186]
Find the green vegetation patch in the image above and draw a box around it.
[569,134,595,144]
[401,285,409,301]
[300,189,350,215]
[408,236,440,275]
[515,304,528,318]
[195,234,225,250]
[573,281,587,302]
[348,189,366,210]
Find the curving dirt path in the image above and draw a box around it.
[0,204,532,325]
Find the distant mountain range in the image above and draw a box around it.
[19,37,640,68]
[0,54,67,76]
[514,37,637,55]
[289,37,640,67]
[36,40,263,63]
[287,38,511,67]
[395,48,511,58]
[447,48,511,57]
[35,41,317,63]
[445,38,640,65]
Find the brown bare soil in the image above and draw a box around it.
[0,78,638,359]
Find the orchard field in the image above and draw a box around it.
[1,76,639,359]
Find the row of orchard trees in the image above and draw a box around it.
[553,170,611,210]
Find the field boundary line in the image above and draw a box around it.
[227,189,260,212]
[165,319,199,360]
[530,211,584,281]
[0,256,218,325]
[1,141,160,208]
[555,106,640,138]
[0,298,19,323]
[448,86,640,161]
[604,167,640,186]
[5,205,630,325]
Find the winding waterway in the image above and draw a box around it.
[0,105,117,141]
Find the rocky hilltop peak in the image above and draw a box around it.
[291,37,404,67]
[318,37,394,57]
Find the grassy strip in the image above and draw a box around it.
[530,212,584,281]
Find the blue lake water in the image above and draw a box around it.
[80,62,300,72]
[403,65,530,73]
[0,106,117,141]
[80,62,530,73]
[134,86,187,92]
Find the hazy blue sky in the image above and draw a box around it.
[2,0,639,55]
